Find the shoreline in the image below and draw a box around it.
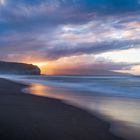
[25,83,140,140]
[0,78,125,140]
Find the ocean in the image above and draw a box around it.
[1,75,140,140]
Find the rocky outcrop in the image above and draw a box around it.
[0,61,41,75]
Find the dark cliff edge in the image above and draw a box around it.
[0,61,41,75]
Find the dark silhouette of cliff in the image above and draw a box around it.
[0,61,41,75]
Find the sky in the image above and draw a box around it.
[0,0,140,75]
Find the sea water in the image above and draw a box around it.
[1,75,140,140]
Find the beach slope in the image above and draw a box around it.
[0,78,125,140]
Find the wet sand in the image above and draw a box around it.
[0,78,125,140]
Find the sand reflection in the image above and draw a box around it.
[28,84,67,100]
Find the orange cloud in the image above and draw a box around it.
[127,21,140,28]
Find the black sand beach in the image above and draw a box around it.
[0,78,125,140]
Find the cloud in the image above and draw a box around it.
[45,55,140,75]
[0,0,140,74]
[0,0,140,34]
[0,32,139,61]
[40,39,139,60]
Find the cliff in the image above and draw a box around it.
[0,61,41,75]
